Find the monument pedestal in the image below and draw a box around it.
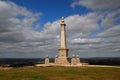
[55,57,69,65]
[55,48,69,65]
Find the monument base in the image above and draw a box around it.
[55,48,69,65]
[55,57,70,65]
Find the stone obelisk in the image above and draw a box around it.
[55,17,69,65]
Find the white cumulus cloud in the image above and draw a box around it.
[71,0,120,10]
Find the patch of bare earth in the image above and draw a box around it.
[0,67,12,70]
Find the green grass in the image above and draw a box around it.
[0,67,120,80]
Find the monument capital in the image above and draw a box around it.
[61,16,66,25]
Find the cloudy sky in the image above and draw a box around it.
[0,0,120,58]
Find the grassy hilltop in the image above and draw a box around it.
[0,67,120,80]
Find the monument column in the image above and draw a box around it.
[60,17,67,49]
[55,17,69,65]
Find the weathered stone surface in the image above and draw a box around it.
[45,55,49,65]
[55,57,69,65]
[71,54,77,65]
[54,55,58,63]
[76,55,80,64]
[71,55,81,65]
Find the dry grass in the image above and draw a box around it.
[0,67,120,80]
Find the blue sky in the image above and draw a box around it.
[11,0,91,27]
[0,0,120,58]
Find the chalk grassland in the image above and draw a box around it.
[0,67,120,80]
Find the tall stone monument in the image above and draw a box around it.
[55,17,69,65]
